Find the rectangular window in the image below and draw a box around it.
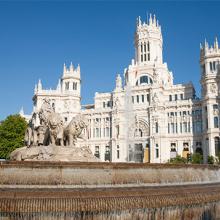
[210,62,213,71]
[142,95,144,102]
[171,123,175,133]
[183,122,187,132]
[213,104,218,110]
[147,94,150,102]
[132,96,134,103]
[103,102,105,108]
[213,61,216,71]
[105,146,110,161]
[180,94,184,100]
[137,95,139,103]
[96,128,99,138]
[94,146,100,158]
[155,122,159,133]
[188,122,191,132]
[168,123,170,134]
[65,82,69,90]
[117,145,120,159]
[214,117,219,128]
[176,123,178,133]
[106,127,109,137]
[169,95,172,101]
[180,122,182,133]
[156,149,159,158]
[175,94,178,101]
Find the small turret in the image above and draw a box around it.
[200,38,220,76]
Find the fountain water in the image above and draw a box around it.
[124,82,136,162]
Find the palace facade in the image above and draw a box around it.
[21,15,220,163]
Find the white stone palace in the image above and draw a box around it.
[21,14,220,163]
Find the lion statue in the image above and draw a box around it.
[64,115,87,146]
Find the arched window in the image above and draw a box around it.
[136,75,153,86]
[215,137,220,156]
[214,117,219,128]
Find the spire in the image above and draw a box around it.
[19,106,24,116]
[153,14,156,26]
[137,16,141,27]
[34,84,37,93]
[200,43,203,50]
[214,37,219,49]
[56,79,61,91]
[37,79,42,91]
[115,74,122,91]
[77,64,80,73]
[205,38,209,48]
[149,14,152,25]
[63,63,67,74]
[70,62,74,73]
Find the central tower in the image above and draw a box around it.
[135,14,163,65]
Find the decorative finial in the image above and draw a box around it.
[205,39,208,48]
[19,106,24,116]
[56,79,61,91]
[200,43,203,50]
[115,74,122,90]
[70,62,74,72]
[63,63,67,74]
[149,14,152,25]
[153,14,156,25]
[214,37,219,49]
[37,79,42,90]
[34,84,37,93]
[137,16,141,27]
[77,64,80,72]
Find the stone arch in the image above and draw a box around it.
[129,118,149,138]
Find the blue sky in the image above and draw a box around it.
[0,1,219,120]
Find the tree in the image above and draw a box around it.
[0,114,27,159]
[208,156,215,165]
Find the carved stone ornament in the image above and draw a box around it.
[210,83,217,94]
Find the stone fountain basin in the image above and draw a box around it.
[0,161,220,186]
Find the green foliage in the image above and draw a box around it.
[168,155,187,164]
[214,153,220,164]
[191,153,203,164]
[0,114,27,159]
[208,155,215,164]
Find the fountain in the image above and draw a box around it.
[1,162,220,219]
[2,102,220,219]
[124,82,136,162]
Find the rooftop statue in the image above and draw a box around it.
[10,100,99,162]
